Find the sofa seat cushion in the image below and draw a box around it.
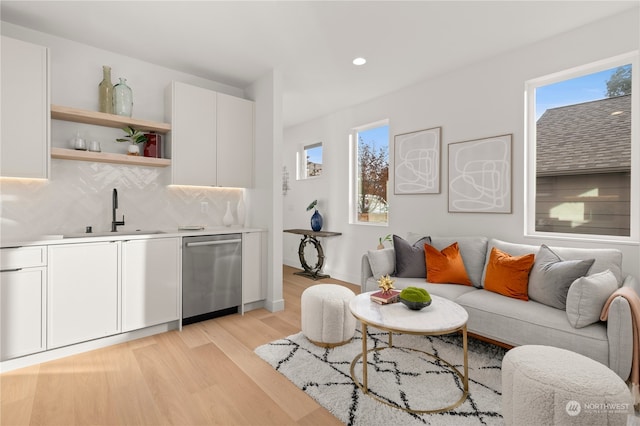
[456,289,609,367]
[430,236,488,288]
[364,277,477,300]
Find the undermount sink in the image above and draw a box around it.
[63,230,167,238]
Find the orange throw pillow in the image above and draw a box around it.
[424,242,472,286]
[484,247,535,300]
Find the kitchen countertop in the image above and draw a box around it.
[1,226,265,248]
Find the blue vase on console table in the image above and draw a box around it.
[310,209,323,232]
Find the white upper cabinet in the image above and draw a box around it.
[165,81,254,187]
[1,36,50,179]
[166,81,217,186]
[217,93,254,188]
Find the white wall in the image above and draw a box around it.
[0,22,249,242]
[283,10,640,285]
[246,69,285,312]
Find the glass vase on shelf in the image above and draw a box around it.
[98,65,114,114]
[113,77,133,117]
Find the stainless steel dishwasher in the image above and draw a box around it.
[182,234,242,325]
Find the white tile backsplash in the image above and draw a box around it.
[0,159,242,242]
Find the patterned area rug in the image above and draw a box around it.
[255,325,506,425]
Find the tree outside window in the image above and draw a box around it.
[354,123,389,224]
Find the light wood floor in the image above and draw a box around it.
[1,265,360,426]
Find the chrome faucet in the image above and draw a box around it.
[111,188,125,232]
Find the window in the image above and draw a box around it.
[350,121,389,225]
[526,53,638,240]
[297,142,323,179]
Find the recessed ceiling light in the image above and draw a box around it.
[611,111,624,116]
[352,57,367,66]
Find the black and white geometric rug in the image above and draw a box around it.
[255,325,506,425]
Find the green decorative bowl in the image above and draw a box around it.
[399,297,431,310]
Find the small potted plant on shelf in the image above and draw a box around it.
[116,126,148,156]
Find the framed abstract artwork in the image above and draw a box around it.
[394,127,441,194]
[448,134,512,213]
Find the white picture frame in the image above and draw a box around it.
[394,127,441,194]
[448,134,512,213]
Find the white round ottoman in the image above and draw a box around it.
[502,345,633,425]
[301,284,356,347]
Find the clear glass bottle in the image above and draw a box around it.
[113,77,133,117]
[98,65,114,114]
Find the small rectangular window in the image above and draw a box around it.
[297,142,323,179]
[351,121,389,225]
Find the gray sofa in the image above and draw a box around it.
[361,235,638,380]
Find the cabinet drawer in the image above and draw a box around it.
[1,246,46,269]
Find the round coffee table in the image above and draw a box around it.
[349,291,469,414]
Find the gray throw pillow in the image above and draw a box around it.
[367,248,395,278]
[528,244,595,310]
[393,234,431,278]
[566,269,618,328]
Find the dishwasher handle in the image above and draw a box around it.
[185,239,242,248]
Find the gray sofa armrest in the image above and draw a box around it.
[361,254,374,288]
[606,274,637,380]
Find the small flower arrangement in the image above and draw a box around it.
[306,199,318,211]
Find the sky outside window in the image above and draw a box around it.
[305,144,322,164]
[536,65,630,119]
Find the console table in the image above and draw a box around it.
[283,229,342,280]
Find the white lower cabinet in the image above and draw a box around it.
[1,269,46,360]
[242,231,265,305]
[47,242,120,349]
[0,247,47,361]
[1,245,47,360]
[122,238,180,332]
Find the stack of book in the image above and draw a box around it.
[370,290,400,305]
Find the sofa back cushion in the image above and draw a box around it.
[430,236,488,288]
[483,239,624,287]
[549,246,623,285]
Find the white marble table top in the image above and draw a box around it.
[349,292,468,333]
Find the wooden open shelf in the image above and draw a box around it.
[51,105,171,134]
[51,147,171,167]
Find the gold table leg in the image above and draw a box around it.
[463,325,469,392]
[349,322,469,414]
[362,322,368,393]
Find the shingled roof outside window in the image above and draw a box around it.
[536,94,631,176]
